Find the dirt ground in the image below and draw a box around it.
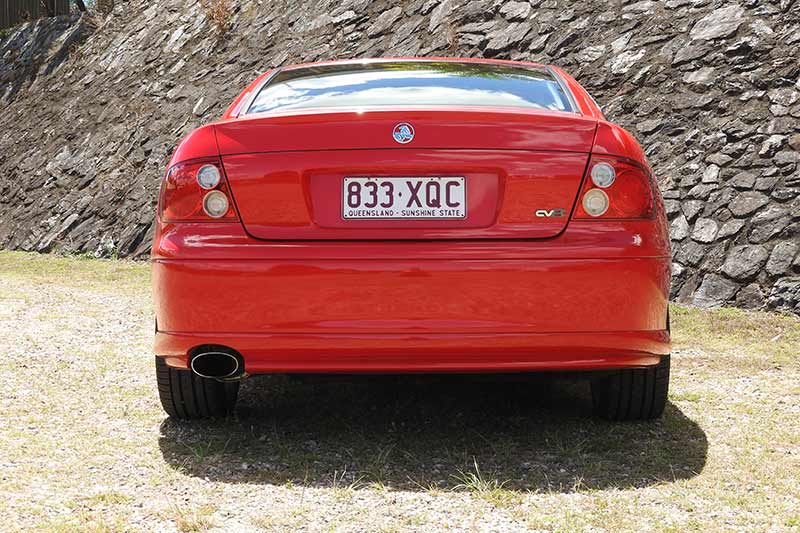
[1,251,798,532]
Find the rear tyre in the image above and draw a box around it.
[591,355,670,421]
[155,356,239,419]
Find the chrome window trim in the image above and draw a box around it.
[238,67,283,117]
[546,65,579,115]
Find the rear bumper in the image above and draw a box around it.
[156,331,668,373]
[153,221,670,374]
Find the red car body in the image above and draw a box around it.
[152,58,671,420]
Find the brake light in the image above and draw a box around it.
[158,158,239,222]
[573,157,655,219]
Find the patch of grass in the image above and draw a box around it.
[251,507,310,531]
[0,250,150,294]
[201,0,233,38]
[670,303,800,365]
[83,491,133,506]
[161,504,217,533]
[34,511,129,533]
[330,468,365,501]
[363,444,395,485]
[408,477,443,495]
[670,390,702,402]
[452,458,520,505]
[182,436,232,462]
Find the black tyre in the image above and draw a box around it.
[591,355,670,421]
[155,356,239,419]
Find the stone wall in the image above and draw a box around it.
[0,0,798,313]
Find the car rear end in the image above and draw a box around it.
[152,59,671,420]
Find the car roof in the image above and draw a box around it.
[276,56,550,73]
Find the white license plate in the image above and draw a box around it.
[342,177,466,219]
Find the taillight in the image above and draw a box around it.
[573,157,655,219]
[158,158,239,222]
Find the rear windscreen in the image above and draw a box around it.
[246,61,575,114]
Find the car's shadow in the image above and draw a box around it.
[158,375,708,492]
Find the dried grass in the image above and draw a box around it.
[201,0,233,39]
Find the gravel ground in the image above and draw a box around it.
[1,251,799,532]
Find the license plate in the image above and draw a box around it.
[342,177,466,219]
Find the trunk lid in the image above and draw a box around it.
[215,109,596,240]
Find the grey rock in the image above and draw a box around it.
[664,199,682,218]
[673,43,709,65]
[306,14,332,32]
[729,171,757,189]
[611,49,645,74]
[729,191,770,217]
[485,23,531,54]
[192,97,212,116]
[693,274,739,308]
[759,135,786,157]
[749,205,791,243]
[755,176,779,192]
[331,10,358,24]
[717,218,746,239]
[684,129,701,146]
[499,1,531,21]
[722,245,769,280]
[675,241,707,266]
[691,218,718,243]
[670,214,690,241]
[637,119,662,134]
[735,283,765,309]
[759,117,798,135]
[790,197,800,218]
[690,5,745,41]
[662,189,681,200]
[772,188,799,201]
[367,6,403,37]
[751,204,792,225]
[687,183,717,200]
[768,88,799,107]
[774,150,800,168]
[576,45,606,63]
[767,277,800,313]
[724,119,757,141]
[702,164,720,183]
[706,153,732,166]
[703,243,731,272]
[427,0,453,33]
[766,241,799,275]
[682,66,716,88]
[788,134,800,152]
[528,33,550,53]
[623,1,656,15]
[769,104,789,117]
[682,200,705,221]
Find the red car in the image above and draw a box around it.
[152,58,671,421]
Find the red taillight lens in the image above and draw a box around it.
[158,158,239,222]
[573,157,655,219]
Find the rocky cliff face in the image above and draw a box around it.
[1,0,799,313]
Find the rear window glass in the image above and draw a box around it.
[246,61,575,114]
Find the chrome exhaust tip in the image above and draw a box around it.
[189,346,246,381]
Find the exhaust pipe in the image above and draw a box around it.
[190,346,246,381]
